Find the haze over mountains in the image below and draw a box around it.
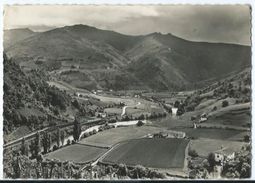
[4,24,251,91]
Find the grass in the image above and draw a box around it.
[101,138,189,169]
[45,143,107,163]
[79,125,164,146]
[190,138,247,157]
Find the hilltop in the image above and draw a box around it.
[4,28,38,49]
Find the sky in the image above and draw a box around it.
[3,5,251,45]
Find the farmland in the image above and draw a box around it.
[178,128,248,141]
[45,143,107,163]
[190,138,247,157]
[101,138,189,170]
[80,125,164,146]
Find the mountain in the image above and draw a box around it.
[4,28,38,49]
[4,24,251,91]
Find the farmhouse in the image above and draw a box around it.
[199,113,208,123]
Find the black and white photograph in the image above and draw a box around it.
[2,4,252,179]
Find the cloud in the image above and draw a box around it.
[3,5,251,45]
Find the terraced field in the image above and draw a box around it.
[101,138,189,169]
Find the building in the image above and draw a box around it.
[172,107,178,116]
[199,113,207,123]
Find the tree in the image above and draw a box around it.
[188,149,198,158]
[136,120,144,127]
[207,153,215,172]
[138,114,145,120]
[117,164,128,176]
[244,135,250,142]
[222,100,229,107]
[61,130,65,146]
[12,154,21,178]
[52,145,58,151]
[73,117,81,142]
[174,100,180,108]
[30,132,41,158]
[67,139,71,145]
[57,127,61,147]
[20,137,28,156]
[42,132,48,154]
[47,133,52,152]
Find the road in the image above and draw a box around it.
[121,102,141,116]
[4,127,49,149]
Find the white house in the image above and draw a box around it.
[172,107,178,116]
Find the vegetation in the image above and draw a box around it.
[73,118,81,142]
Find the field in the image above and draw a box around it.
[190,138,247,157]
[178,128,248,141]
[45,144,107,163]
[104,108,122,115]
[79,125,164,146]
[101,138,189,169]
[149,115,193,129]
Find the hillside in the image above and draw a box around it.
[4,28,38,49]
[5,24,251,91]
[3,53,96,141]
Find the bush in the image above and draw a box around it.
[222,100,229,107]
[71,140,76,144]
[136,120,144,127]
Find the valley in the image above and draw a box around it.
[3,24,251,180]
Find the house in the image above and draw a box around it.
[214,153,224,165]
[95,112,107,118]
[199,113,208,123]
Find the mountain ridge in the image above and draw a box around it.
[5,24,251,91]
